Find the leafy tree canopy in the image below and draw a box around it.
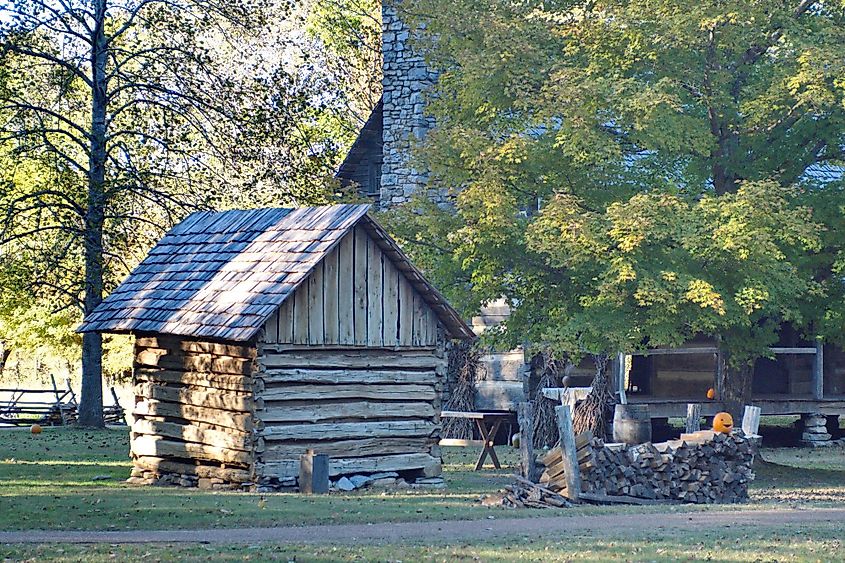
[306,0,382,141]
[0,1,359,411]
[390,0,845,413]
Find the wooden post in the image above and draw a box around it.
[554,405,581,501]
[813,341,824,401]
[715,349,724,401]
[617,353,628,405]
[517,401,536,482]
[65,378,78,405]
[741,405,762,437]
[110,387,122,409]
[685,403,701,434]
[109,387,124,424]
[299,449,329,494]
[50,374,66,425]
[560,388,577,417]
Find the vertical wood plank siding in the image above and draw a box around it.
[353,227,369,345]
[307,262,324,345]
[264,227,439,347]
[366,235,384,344]
[338,233,355,344]
[324,247,340,342]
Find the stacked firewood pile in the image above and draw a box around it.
[491,403,758,509]
[500,476,571,508]
[538,431,595,496]
[529,430,755,505]
[583,430,756,504]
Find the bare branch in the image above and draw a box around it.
[0,225,82,246]
[107,0,169,43]
[1,43,93,88]
[4,189,86,216]
[1,101,92,139]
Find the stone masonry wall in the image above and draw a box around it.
[381,1,447,208]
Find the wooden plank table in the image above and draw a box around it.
[440,410,514,470]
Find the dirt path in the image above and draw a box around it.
[1,507,842,545]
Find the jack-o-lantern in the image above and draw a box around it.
[706,387,716,400]
[712,412,734,434]
[30,423,42,435]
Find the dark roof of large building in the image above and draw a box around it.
[336,98,383,198]
[78,204,473,342]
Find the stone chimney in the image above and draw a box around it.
[380,1,444,208]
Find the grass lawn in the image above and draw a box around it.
[1,522,843,561]
[1,426,845,533]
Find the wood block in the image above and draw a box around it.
[260,368,436,385]
[258,401,435,424]
[300,451,329,494]
[134,383,253,413]
[259,383,435,402]
[680,430,716,444]
[132,456,250,482]
[132,418,251,451]
[133,400,252,431]
[259,420,437,441]
[266,437,434,459]
[261,452,439,479]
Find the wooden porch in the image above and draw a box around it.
[616,334,845,419]
[626,395,845,418]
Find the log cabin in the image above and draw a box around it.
[78,204,474,490]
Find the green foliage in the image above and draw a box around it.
[528,181,821,362]
[396,0,845,365]
[306,0,382,148]
[0,1,350,383]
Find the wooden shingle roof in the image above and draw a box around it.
[78,204,473,342]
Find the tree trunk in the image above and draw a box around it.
[572,354,615,438]
[0,344,11,373]
[78,1,108,428]
[712,132,741,196]
[717,351,754,421]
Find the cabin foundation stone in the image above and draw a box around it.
[801,413,832,445]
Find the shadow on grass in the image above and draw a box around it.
[750,456,845,505]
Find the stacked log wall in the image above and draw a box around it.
[253,344,446,487]
[128,335,257,489]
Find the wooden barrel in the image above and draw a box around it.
[612,404,652,445]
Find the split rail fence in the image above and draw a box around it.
[0,376,125,427]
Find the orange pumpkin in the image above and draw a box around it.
[712,412,734,434]
[30,423,42,435]
[706,387,716,400]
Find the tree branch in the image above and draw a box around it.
[1,44,93,88]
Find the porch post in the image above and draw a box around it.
[813,341,824,401]
[715,349,724,401]
[617,352,627,404]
